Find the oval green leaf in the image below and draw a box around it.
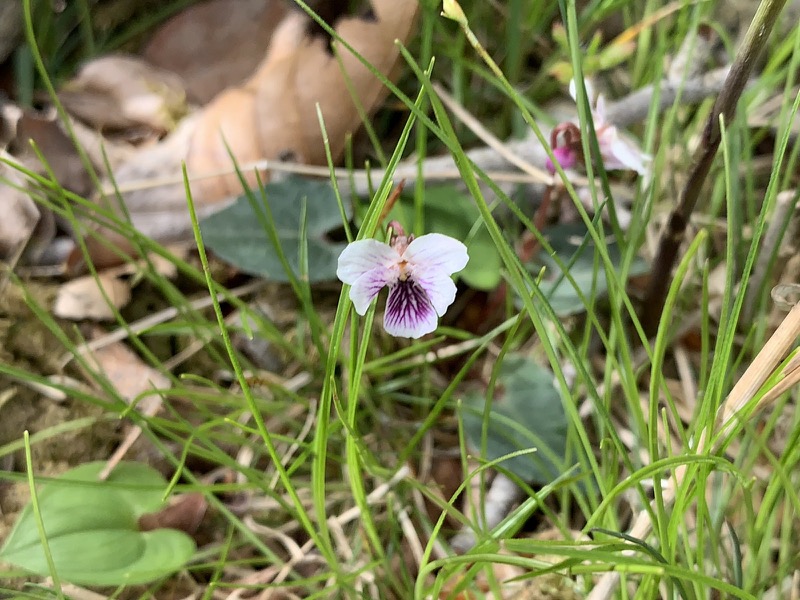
[0,461,196,586]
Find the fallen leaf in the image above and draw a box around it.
[59,55,188,137]
[138,493,207,535]
[103,0,418,250]
[79,332,170,480]
[65,234,184,279]
[192,0,419,197]
[0,153,43,260]
[0,1,22,64]
[9,109,92,196]
[52,273,131,321]
[89,114,207,248]
[200,177,349,282]
[1,100,23,149]
[65,230,140,276]
[142,0,291,104]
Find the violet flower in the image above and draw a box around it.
[569,78,650,175]
[546,126,582,175]
[336,223,469,339]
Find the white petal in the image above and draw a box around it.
[383,280,438,339]
[349,267,396,315]
[412,267,458,316]
[569,77,596,106]
[403,233,469,275]
[336,239,400,285]
[600,130,650,175]
[594,93,608,125]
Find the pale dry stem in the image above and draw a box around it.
[587,298,800,600]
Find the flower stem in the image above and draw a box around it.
[640,0,788,336]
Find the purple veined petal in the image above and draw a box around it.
[412,267,458,316]
[336,239,401,285]
[383,279,438,339]
[403,233,469,276]
[349,266,397,315]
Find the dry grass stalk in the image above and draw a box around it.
[588,297,800,600]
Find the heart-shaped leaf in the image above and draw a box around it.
[461,354,569,484]
[534,223,648,317]
[200,177,349,282]
[0,461,196,586]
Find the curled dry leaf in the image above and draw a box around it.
[138,493,208,535]
[1,100,22,149]
[108,0,418,246]
[79,330,170,479]
[88,114,206,248]
[143,0,290,104]
[58,55,189,137]
[0,153,43,260]
[3,101,133,260]
[189,0,419,199]
[0,0,22,64]
[52,272,132,321]
[9,109,93,196]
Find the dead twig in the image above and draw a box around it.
[640,0,788,336]
[432,82,553,185]
[104,67,730,201]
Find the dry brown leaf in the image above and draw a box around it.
[91,114,206,247]
[59,55,188,137]
[102,0,418,250]
[10,109,93,196]
[138,492,208,535]
[80,333,169,402]
[78,332,170,478]
[83,338,171,412]
[187,0,419,200]
[52,272,131,320]
[1,101,23,149]
[143,0,291,104]
[64,229,138,275]
[0,153,43,259]
[78,331,170,479]
[0,1,22,64]
[187,86,268,199]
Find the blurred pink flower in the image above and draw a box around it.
[336,225,469,339]
[569,78,651,175]
[546,143,579,175]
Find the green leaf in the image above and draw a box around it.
[200,177,349,282]
[535,223,649,317]
[0,461,196,586]
[389,185,502,290]
[461,354,569,484]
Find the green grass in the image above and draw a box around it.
[1,0,800,598]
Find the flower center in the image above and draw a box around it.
[397,260,411,281]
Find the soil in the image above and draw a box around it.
[0,279,120,546]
